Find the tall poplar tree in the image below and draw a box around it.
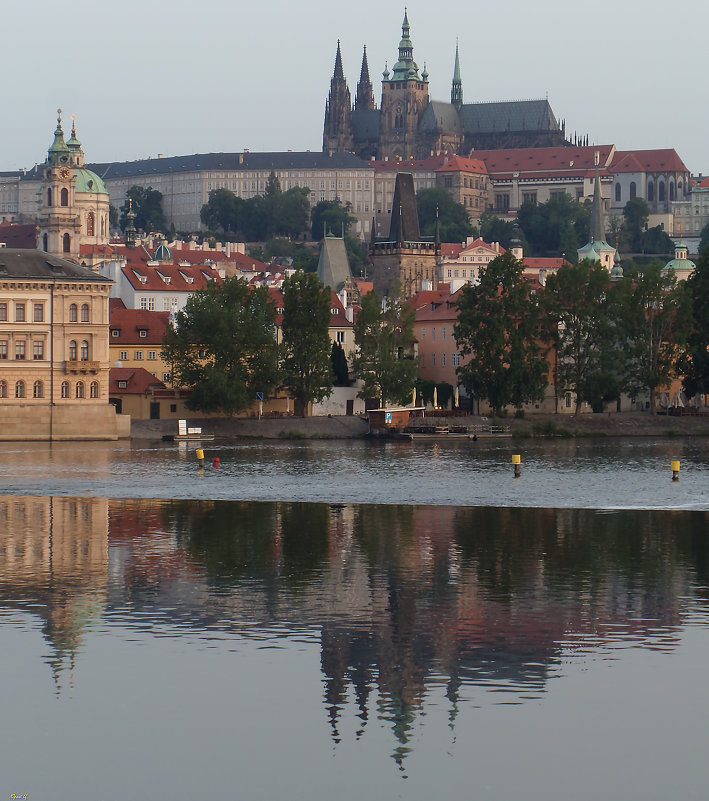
[281,271,334,416]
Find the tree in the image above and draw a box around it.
[619,264,691,413]
[311,200,355,241]
[682,247,709,399]
[331,342,350,386]
[161,278,279,415]
[109,204,119,231]
[200,188,242,234]
[479,211,518,249]
[699,223,709,255]
[517,194,590,260]
[276,187,310,238]
[640,225,674,255]
[454,250,548,414]
[543,260,623,413]
[119,186,167,233]
[281,271,334,415]
[353,288,418,406]
[416,187,474,242]
[622,197,650,252]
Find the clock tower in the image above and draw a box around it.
[37,110,82,261]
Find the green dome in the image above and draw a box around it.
[663,257,695,273]
[74,168,107,195]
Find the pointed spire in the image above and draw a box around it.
[334,40,345,80]
[48,108,70,162]
[391,8,419,81]
[451,40,463,109]
[356,45,375,111]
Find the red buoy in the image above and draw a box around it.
[212,457,220,468]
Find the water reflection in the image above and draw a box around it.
[1,496,708,769]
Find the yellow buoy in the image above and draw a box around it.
[512,454,521,478]
[671,460,680,481]
[196,448,205,468]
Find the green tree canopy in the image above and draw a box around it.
[161,278,279,415]
[621,197,650,252]
[119,186,167,234]
[543,260,624,413]
[353,288,418,406]
[517,193,591,260]
[200,188,243,234]
[311,200,355,241]
[683,247,709,398]
[331,341,350,386]
[417,187,474,242]
[281,271,334,415]
[478,211,518,249]
[640,225,674,255]
[454,250,548,413]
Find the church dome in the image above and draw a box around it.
[74,168,108,195]
[663,241,695,277]
[154,239,173,262]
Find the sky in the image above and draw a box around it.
[4,0,708,175]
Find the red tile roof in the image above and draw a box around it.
[109,306,170,345]
[122,263,222,292]
[474,145,615,179]
[370,153,487,174]
[435,155,487,174]
[109,367,166,395]
[610,149,688,174]
[0,222,38,249]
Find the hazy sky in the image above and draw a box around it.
[5,0,707,174]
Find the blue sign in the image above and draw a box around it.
[256,392,264,401]
[385,411,393,423]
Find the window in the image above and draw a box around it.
[81,304,89,322]
[420,354,425,367]
[658,181,665,203]
[76,381,85,399]
[432,327,436,340]
[90,381,99,398]
[441,352,446,366]
[523,192,537,205]
[62,233,71,253]
[33,303,44,322]
[335,331,345,344]
[442,326,446,340]
[421,327,426,339]
[60,188,68,207]
[0,302,7,321]
[0,341,7,360]
[118,380,127,389]
[495,193,510,211]
[86,212,95,236]
[647,182,654,202]
[135,351,143,360]
[15,381,25,399]
[0,380,6,398]
[112,330,120,338]
[47,188,52,206]
[139,330,148,338]
[15,303,25,322]
[164,375,173,384]
[119,351,128,361]
[431,353,436,366]
[33,341,44,360]
[69,304,78,322]
[452,353,461,367]
[69,340,77,360]
[615,183,621,202]
[33,381,43,399]
[61,381,69,398]
[15,341,26,360]
[148,351,157,360]
[80,340,89,360]
[630,181,636,200]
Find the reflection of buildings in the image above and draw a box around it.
[0,496,109,690]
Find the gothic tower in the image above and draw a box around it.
[355,46,375,111]
[378,11,430,160]
[323,41,354,153]
[451,42,463,110]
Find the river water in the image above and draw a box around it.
[1,438,708,799]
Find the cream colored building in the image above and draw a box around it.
[0,249,124,439]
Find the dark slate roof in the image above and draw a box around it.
[317,236,353,292]
[87,151,371,180]
[0,249,113,282]
[352,109,380,141]
[389,173,421,241]
[419,101,462,135]
[459,99,559,134]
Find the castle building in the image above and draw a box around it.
[324,12,568,162]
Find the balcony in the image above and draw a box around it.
[64,360,100,374]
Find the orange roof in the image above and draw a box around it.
[610,149,688,174]
[370,153,487,174]
[523,257,567,270]
[475,145,615,179]
[109,306,170,345]
[122,263,222,292]
[109,367,166,395]
[435,155,487,174]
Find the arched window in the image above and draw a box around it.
[669,182,675,201]
[69,303,78,322]
[15,381,25,399]
[647,181,654,202]
[62,233,71,253]
[101,216,106,237]
[90,381,99,399]
[33,381,43,399]
[80,340,89,360]
[42,233,48,252]
[60,188,69,207]
[678,180,683,193]
[69,340,77,360]
[61,381,70,399]
[615,183,621,202]
[81,303,90,322]
[630,182,636,200]
[0,380,6,398]
[86,212,95,236]
[659,181,665,202]
[47,188,52,206]
[76,381,85,399]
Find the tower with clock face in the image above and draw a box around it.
[37,110,110,261]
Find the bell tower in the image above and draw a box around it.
[37,110,81,261]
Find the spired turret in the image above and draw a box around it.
[355,46,375,111]
[323,41,354,153]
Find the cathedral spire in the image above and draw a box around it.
[391,8,420,81]
[355,46,375,110]
[334,40,345,80]
[323,41,353,153]
[451,41,463,109]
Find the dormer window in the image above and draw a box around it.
[118,380,127,389]
[111,329,120,337]
[139,330,147,338]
